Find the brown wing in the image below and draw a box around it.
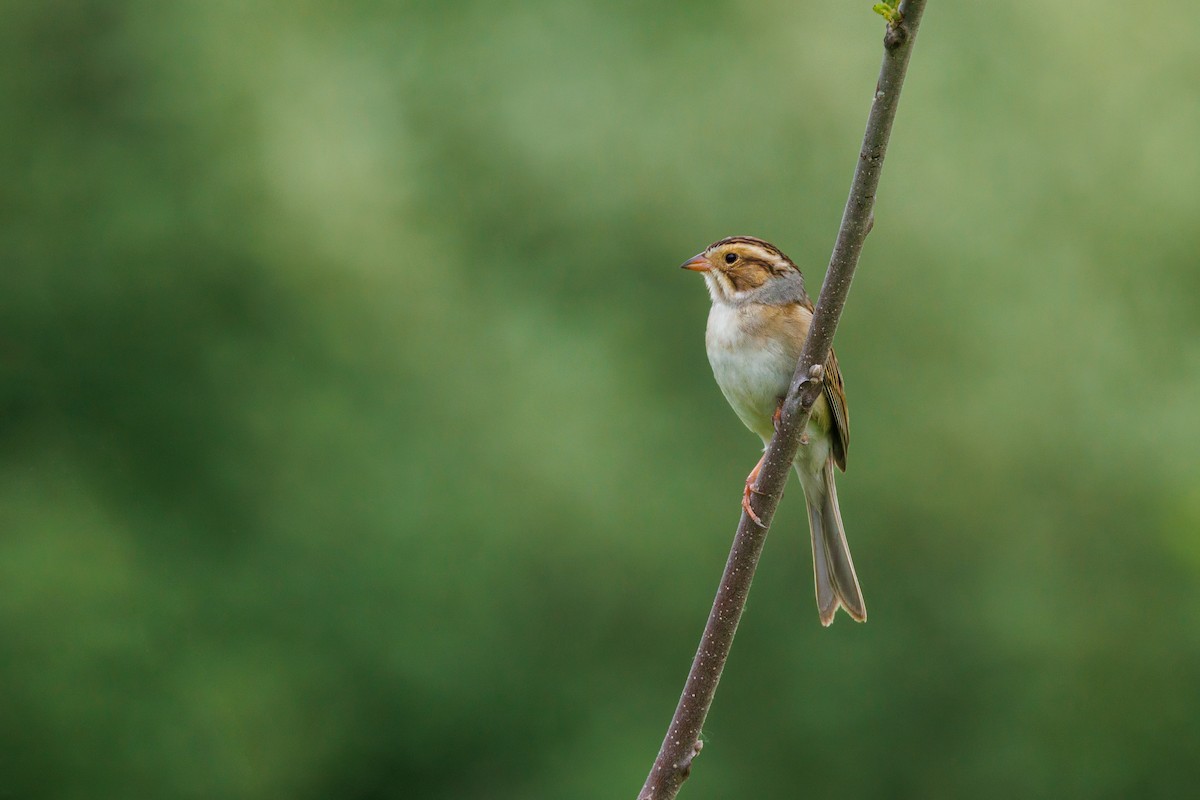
[823,347,850,471]
[788,296,850,470]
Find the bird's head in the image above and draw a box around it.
[680,236,805,305]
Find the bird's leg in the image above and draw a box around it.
[741,454,766,527]
[742,398,792,526]
[742,398,789,527]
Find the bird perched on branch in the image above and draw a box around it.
[681,236,865,626]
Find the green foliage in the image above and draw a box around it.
[872,1,902,25]
[3,1,1200,798]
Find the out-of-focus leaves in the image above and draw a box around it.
[2,1,1199,798]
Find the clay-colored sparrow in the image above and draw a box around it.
[682,236,865,626]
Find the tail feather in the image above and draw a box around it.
[801,460,866,626]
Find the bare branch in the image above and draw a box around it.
[637,3,928,797]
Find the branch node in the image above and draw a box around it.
[678,740,704,778]
[884,19,909,50]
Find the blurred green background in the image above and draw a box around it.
[3,1,1200,798]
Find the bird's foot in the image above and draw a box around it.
[741,486,766,527]
[742,455,767,527]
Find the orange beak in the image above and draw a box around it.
[680,254,709,272]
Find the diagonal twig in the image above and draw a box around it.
[638,3,928,797]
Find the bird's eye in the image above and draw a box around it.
[724,252,738,264]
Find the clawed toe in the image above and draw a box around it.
[741,453,768,527]
[741,486,766,527]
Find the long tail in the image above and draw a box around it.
[799,459,866,626]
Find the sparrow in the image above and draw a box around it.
[681,236,865,626]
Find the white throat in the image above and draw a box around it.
[702,270,744,305]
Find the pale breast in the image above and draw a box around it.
[705,303,801,441]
